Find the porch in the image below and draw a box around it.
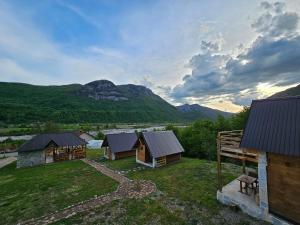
[45,145,86,164]
[217,178,263,219]
[216,130,262,218]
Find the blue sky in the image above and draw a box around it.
[0,0,300,112]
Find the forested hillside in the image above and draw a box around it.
[0,80,231,124]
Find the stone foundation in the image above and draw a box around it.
[17,150,45,168]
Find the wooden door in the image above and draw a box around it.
[267,153,300,224]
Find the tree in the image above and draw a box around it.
[231,106,250,130]
[31,122,42,133]
[180,120,217,160]
[43,121,60,132]
[215,115,231,132]
[165,124,180,137]
[96,131,105,140]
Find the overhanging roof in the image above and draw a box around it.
[142,131,184,158]
[18,132,87,152]
[101,132,138,153]
[240,96,300,157]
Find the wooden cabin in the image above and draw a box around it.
[17,132,87,168]
[136,131,184,168]
[239,96,300,224]
[101,133,138,160]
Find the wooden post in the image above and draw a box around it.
[242,159,246,174]
[71,146,73,160]
[217,132,222,192]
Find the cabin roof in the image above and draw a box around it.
[240,96,300,157]
[18,132,87,152]
[101,132,138,153]
[142,131,184,158]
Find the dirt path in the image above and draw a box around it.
[0,156,16,169]
[21,159,156,225]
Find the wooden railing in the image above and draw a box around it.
[217,130,258,191]
[217,130,258,163]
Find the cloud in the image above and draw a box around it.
[252,2,298,38]
[171,1,300,105]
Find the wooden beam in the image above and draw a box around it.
[220,152,258,163]
[217,134,222,192]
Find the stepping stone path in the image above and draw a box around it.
[21,159,156,225]
[82,159,130,184]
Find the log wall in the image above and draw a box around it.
[166,153,181,164]
[115,150,136,159]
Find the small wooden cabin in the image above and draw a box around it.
[240,96,300,224]
[136,131,184,168]
[101,133,138,160]
[17,132,87,168]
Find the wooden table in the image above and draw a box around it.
[237,175,257,195]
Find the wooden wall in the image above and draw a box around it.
[137,143,152,163]
[267,153,300,224]
[137,144,146,162]
[115,150,136,159]
[166,153,181,164]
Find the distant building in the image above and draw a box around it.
[87,140,103,149]
[136,131,184,168]
[74,131,95,142]
[17,132,87,168]
[101,133,138,160]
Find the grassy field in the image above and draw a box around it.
[0,159,118,225]
[53,154,267,225]
[87,148,146,171]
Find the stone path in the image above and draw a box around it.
[81,158,130,183]
[21,159,156,225]
[0,156,16,169]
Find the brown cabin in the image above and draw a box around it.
[239,97,300,224]
[136,131,184,168]
[101,133,138,160]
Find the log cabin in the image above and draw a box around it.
[101,132,138,160]
[17,132,87,168]
[135,131,184,168]
[240,96,300,225]
[217,96,300,225]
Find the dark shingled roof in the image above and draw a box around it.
[240,96,300,157]
[142,131,184,158]
[101,132,138,153]
[18,132,87,152]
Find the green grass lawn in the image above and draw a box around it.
[52,157,267,225]
[86,148,103,160]
[0,160,118,225]
[103,156,144,171]
[86,148,146,171]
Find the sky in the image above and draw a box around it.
[0,0,300,112]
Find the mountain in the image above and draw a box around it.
[0,80,231,124]
[177,104,233,121]
[269,84,300,98]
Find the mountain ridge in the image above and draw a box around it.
[0,80,230,124]
[176,103,233,120]
[269,84,300,98]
